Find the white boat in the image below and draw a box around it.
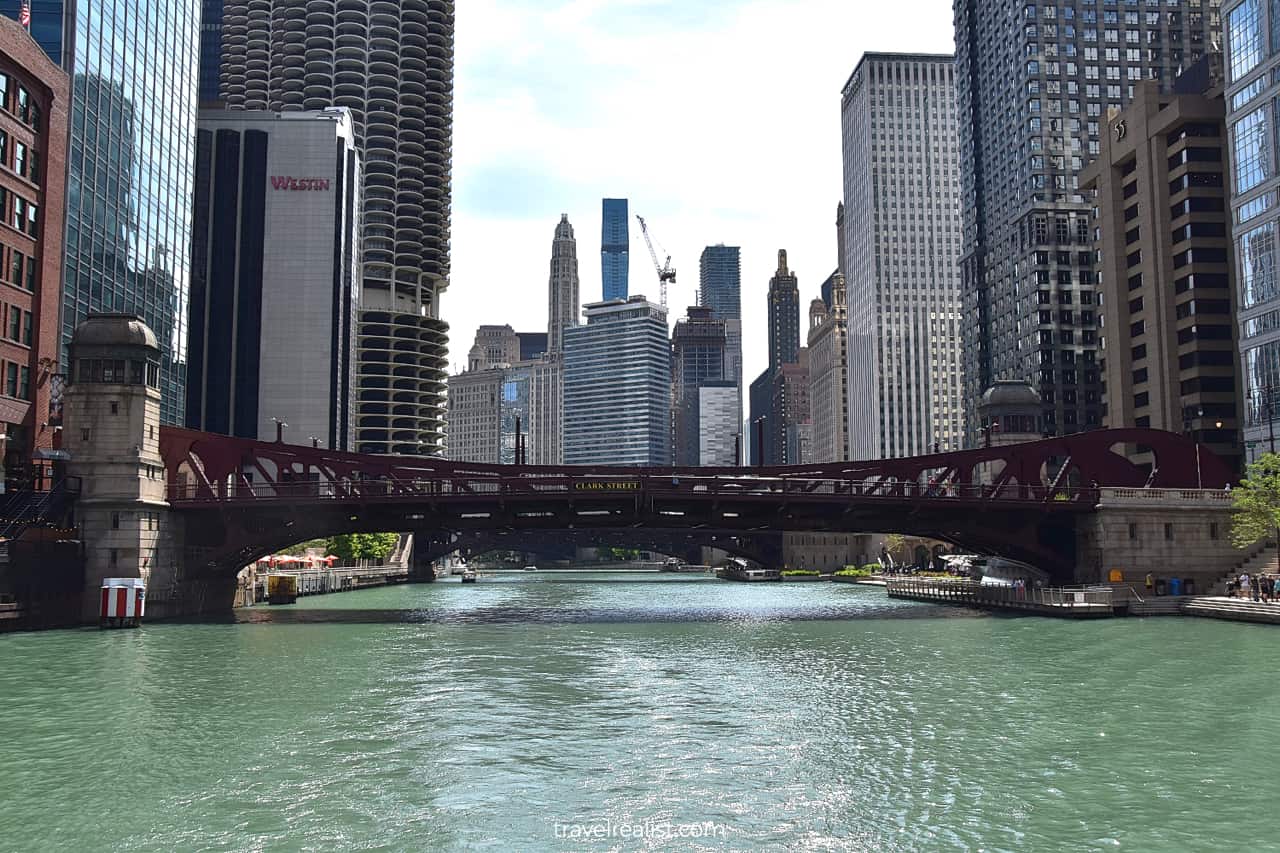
[460,568,477,584]
[523,565,537,571]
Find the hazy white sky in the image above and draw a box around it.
[448,0,955,385]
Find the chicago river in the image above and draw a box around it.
[1,574,1276,850]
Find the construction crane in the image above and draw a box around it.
[635,214,676,308]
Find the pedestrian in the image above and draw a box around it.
[1241,573,1252,601]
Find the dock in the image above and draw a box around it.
[885,577,1115,618]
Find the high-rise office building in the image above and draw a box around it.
[955,0,1218,442]
[1084,58,1241,474]
[1223,0,1280,462]
[699,244,741,322]
[186,109,361,450]
[198,0,223,104]
[0,1,64,64]
[767,250,800,372]
[671,306,727,466]
[0,17,67,491]
[807,283,850,463]
[50,0,202,427]
[698,382,739,466]
[841,52,963,459]
[548,214,579,354]
[220,0,456,456]
[563,296,670,466]
[699,243,743,428]
[601,198,629,301]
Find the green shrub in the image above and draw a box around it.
[836,566,873,578]
[781,569,821,577]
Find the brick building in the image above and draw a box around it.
[0,17,66,490]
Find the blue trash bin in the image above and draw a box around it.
[1169,577,1182,596]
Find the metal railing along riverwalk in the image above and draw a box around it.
[886,577,1115,617]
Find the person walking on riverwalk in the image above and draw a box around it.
[1240,573,1252,601]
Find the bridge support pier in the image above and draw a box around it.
[409,536,438,583]
[1074,490,1240,590]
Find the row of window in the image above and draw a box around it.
[0,359,29,401]
[74,358,161,388]
[0,74,41,130]
[1,302,31,347]
[0,130,39,185]
[0,187,38,238]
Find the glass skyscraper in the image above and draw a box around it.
[4,0,202,426]
[698,244,741,321]
[563,297,670,466]
[1224,0,1280,460]
[601,198,629,301]
[198,0,222,103]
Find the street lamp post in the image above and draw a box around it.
[272,418,288,444]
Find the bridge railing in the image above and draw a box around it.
[165,474,1100,506]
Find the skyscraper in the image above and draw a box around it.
[807,283,850,464]
[699,245,741,322]
[548,214,579,354]
[563,297,670,466]
[841,52,963,459]
[1223,0,1280,462]
[955,0,1217,442]
[52,0,201,427]
[186,109,361,450]
[767,250,800,372]
[670,306,727,466]
[601,198,629,301]
[198,0,223,103]
[220,0,456,455]
[699,243,743,434]
[0,1,64,64]
[1083,59,1241,474]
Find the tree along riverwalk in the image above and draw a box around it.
[885,577,1115,618]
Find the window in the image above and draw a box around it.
[1232,107,1270,193]
[22,311,30,346]
[1228,0,1264,82]
[112,512,120,530]
[1164,523,1174,541]
[81,428,89,442]
[15,87,28,122]
[8,306,19,341]
[14,141,27,178]
[25,202,36,237]
[18,366,27,400]
[0,74,8,111]
[1129,523,1138,540]
[6,361,17,397]
[11,196,23,231]
[110,401,119,415]
[1239,221,1279,308]
[0,129,7,167]
[8,251,20,288]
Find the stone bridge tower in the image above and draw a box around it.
[63,315,180,621]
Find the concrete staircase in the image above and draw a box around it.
[1204,541,1279,596]
[1184,597,1280,625]
[1127,595,1189,616]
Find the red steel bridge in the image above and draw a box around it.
[158,426,1232,582]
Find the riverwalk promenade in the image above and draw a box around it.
[886,577,1115,618]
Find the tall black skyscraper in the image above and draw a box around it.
[767,249,800,372]
[198,0,223,103]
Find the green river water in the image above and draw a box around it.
[0,573,1277,852]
